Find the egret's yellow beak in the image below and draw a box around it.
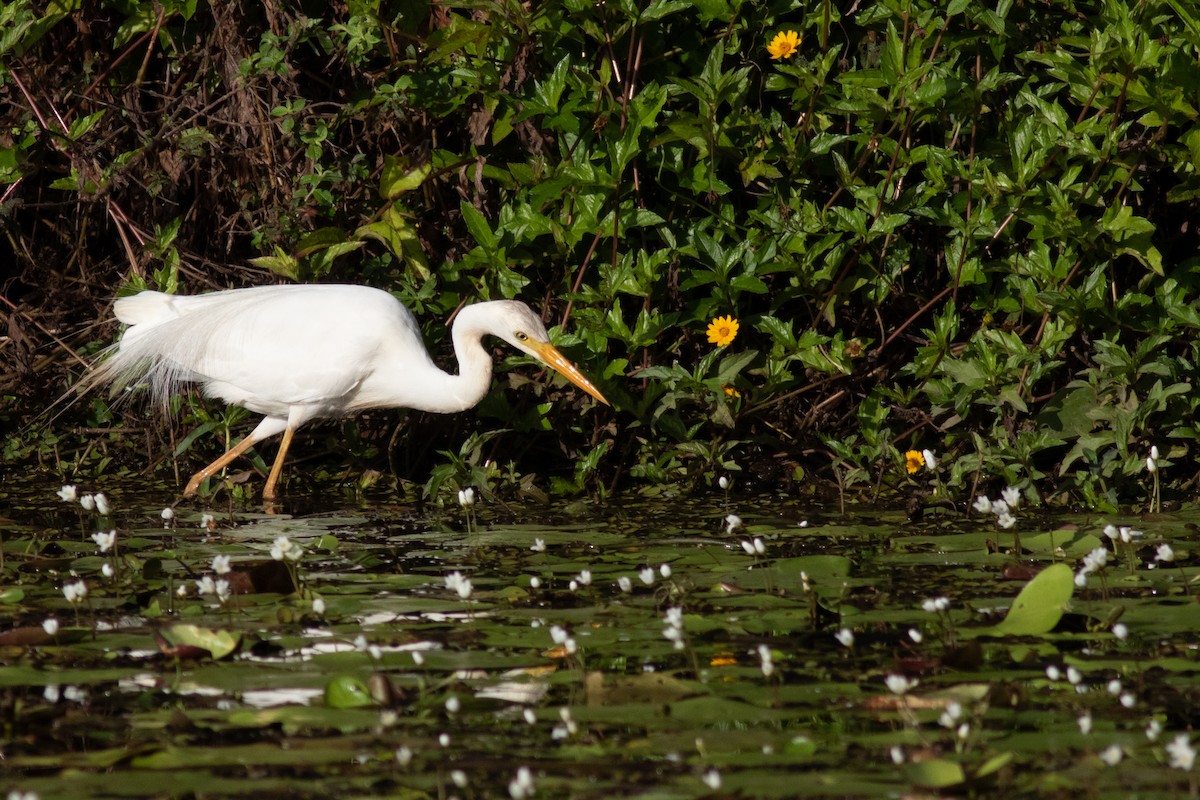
[530,341,609,405]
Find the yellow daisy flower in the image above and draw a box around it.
[904,450,924,474]
[707,315,739,346]
[767,30,801,60]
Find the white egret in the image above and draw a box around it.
[89,284,608,499]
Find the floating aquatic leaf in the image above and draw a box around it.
[984,563,1075,637]
[158,624,241,659]
[325,675,373,708]
[905,758,967,789]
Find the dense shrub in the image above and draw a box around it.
[3,0,1199,509]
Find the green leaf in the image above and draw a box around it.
[905,758,966,789]
[985,563,1075,636]
[161,624,240,659]
[379,156,431,199]
[325,675,373,708]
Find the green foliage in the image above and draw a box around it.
[4,0,1200,505]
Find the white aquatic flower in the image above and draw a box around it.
[1067,666,1083,685]
[907,628,923,643]
[395,746,413,766]
[91,530,116,553]
[1001,486,1021,508]
[522,707,537,725]
[957,723,970,740]
[44,685,61,703]
[450,769,467,788]
[885,674,917,695]
[195,576,216,596]
[1099,744,1123,766]
[457,487,475,507]
[921,596,949,613]
[757,644,774,677]
[617,576,633,593]
[79,495,96,512]
[438,733,451,747]
[1078,547,1109,583]
[412,650,424,666]
[57,485,77,502]
[1167,734,1197,770]
[531,538,546,553]
[701,768,721,790]
[42,618,59,636]
[62,580,87,604]
[312,597,326,615]
[1151,445,1160,461]
[1120,692,1136,709]
[1107,679,1122,695]
[921,449,936,469]
[444,571,473,600]
[549,626,569,645]
[938,701,963,728]
[890,746,905,765]
[1045,665,1061,681]
[211,554,232,575]
[101,563,114,578]
[1103,524,1120,541]
[529,576,541,589]
[1112,623,1128,640]
[1147,456,1157,473]
[445,695,461,714]
[1119,526,1143,544]
[199,513,215,529]
[659,564,672,578]
[1155,543,1175,563]
[996,511,1016,529]
[718,476,730,490]
[63,686,86,703]
[990,499,1009,516]
[972,495,992,514]
[215,580,231,602]
[568,580,579,592]
[741,539,756,555]
[93,493,110,515]
[509,765,536,798]
[1146,719,1164,741]
[270,536,291,561]
[752,537,765,555]
[639,567,655,585]
[1078,713,1093,735]
[576,570,592,586]
[724,514,742,534]
[834,628,854,648]
[160,507,175,521]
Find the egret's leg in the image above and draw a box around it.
[184,435,263,496]
[262,424,298,501]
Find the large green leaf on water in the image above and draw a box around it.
[985,563,1075,636]
[159,624,241,659]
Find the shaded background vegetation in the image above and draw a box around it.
[3,0,1200,509]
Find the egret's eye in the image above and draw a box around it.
[516,331,529,341]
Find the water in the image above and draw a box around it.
[1,478,1197,798]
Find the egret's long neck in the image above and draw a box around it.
[436,315,495,412]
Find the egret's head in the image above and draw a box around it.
[464,300,609,405]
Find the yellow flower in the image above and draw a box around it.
[767,30,801,60]
[707,315,739,346]
[905,450,924,474]
[723,384,741,398]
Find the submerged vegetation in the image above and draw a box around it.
[4,0,1200,508]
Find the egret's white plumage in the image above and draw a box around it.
[90,284,608,499]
